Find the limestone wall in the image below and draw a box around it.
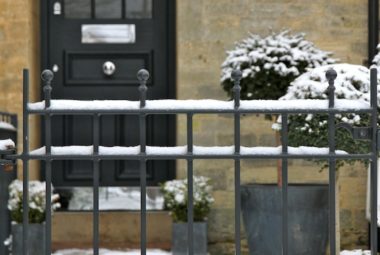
[176,0,368,252]
[0,0,40,179]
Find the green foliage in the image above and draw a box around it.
[288,113,371,169]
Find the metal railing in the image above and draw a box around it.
[1,67,379,255]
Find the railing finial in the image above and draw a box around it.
[137,69,149,108]
[41,69,54,108]
[325,68,337,108]
[231,69,242,108]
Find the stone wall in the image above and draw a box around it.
[176,0,368,253]
[0,0,40,179]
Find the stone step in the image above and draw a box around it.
[52,211,172,251]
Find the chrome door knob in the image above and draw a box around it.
[103,61,116,76]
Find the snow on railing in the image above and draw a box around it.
[29,145,348,156]
[0,139,15,151]
[28,99,370,111]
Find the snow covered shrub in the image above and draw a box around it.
[221,31,336,100]
[8,180,60,223]
[279,64,380,169]
[160,176,214,222]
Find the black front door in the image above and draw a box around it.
[41,0,175,186]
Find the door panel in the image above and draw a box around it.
[43,0,175,186]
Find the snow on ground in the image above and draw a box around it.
[68,187,164,210]
[53,249,171,255]
[340,250,370,255]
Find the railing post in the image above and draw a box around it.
[22,69,29,255]
[137,69,149,255]
[370,67,378,255]
[232,69,242,255]
[326,68,338,255]
[187,113,194,255]
[41,69,54,255]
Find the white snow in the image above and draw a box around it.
[220,30,335,83]
[68,187,163,211]
[276,64,379,130]
[53,249,171,255]
[0,139,15,150]
[28,99,369,111]
[28,100,140,110]
[281,64,378,104]
[340,250,370,255]
[0,121,16,131]
[239,99,369,110]
[29,145,347,156]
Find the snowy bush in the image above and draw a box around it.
[160,176,214,222]
[278,64,380,169]
[8,180,60,223]
[373,44,380,67]
[221,30,336,100]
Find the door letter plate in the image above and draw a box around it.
[82,24,136,44]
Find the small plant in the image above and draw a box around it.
[160,176,214,222]
[8,180,60,224]
[220,30,336,101]
[277,63,380,169]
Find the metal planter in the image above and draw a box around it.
[241,184,329,255]
[172,222,207,255]
[12,223,46,255]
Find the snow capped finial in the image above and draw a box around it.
[41,69,54,108]
[325,68,337,82]
[231,69,242,108]
[325,68,337,108]
[137,69,149,108]
[231,69,242,81]
[137,69,150,82]
[41,69,54,83]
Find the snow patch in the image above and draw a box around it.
[0,121,16,131]
[0,139,15,150]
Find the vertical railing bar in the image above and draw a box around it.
[91,0,95,19]
[232,70,242,255]
[370,67,378,255]
[22,69,29,255]
[326,69,337,255]
[281,113,288,255]
[187,113,194,255]
[93,113,100,255]
[41,69,54,255]
[138,69,149,255]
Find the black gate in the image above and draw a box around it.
[1,67,379,255]
[41,0,176,187]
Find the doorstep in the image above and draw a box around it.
[52,211,172,251]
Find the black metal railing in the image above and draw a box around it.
[1,67,379,255]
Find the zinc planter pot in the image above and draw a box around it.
[172,222,207,255]
[12,223,46,255]
[241,184,329,255]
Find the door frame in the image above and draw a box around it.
[40,0,177,184]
